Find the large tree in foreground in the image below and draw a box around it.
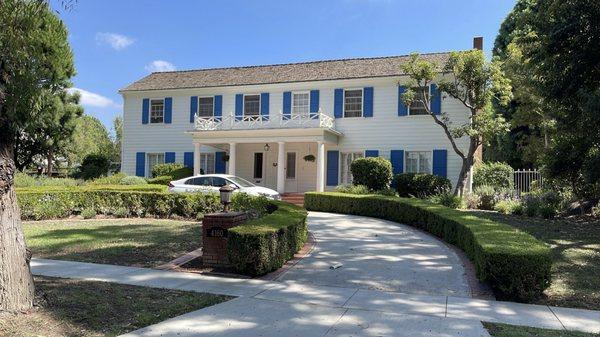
[401,51,511,195]
[0,0,74,312]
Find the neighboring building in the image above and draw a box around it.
[119,40,479,193]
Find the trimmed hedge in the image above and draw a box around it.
[394,173,451,198]
[304,192,551,301]
[227,201,308,276]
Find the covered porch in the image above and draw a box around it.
[187,128,341,193]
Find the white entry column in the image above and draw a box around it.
[277,141,285,194]
[228,142,236,176]
[193,142,201,175]
[316,141,325,192]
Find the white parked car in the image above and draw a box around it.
[168,174,281,200]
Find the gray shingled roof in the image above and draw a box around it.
[120,52,451,92]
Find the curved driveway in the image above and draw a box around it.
[278,211,471,297]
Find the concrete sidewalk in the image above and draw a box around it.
[31,258,600,336]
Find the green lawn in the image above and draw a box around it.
[472,211,600,310]
[23,218,202,267]
[484,322,600,337]
[0,276,231,337]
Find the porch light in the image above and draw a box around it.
[264,143,270,152]
[219,185,235,212]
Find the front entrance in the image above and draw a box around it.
[285,151,298,193]
[252,152,266,186]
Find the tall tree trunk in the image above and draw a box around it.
[0,140,35,312]
[453,136,478,197]
[46,148,53,177]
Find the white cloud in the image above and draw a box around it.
[145,60,177,73]
[96,32,134,50]
[68,87,120,108]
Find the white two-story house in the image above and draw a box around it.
[120,47,475,194]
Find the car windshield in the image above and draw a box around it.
[227,176,255,188]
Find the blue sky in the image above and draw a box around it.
[61,0,516,130]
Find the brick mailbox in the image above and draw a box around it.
[202,211,247,268]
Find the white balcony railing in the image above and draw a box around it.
[194,110,335,131]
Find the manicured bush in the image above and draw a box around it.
[81,208,97,219]
[350,157,393,191]
[15,172,80,188]
[473,185,513,210]
[16,184,166,193]
[151,163,193,180]
[494,199,524,215]
[120,176,148,185]
[113,207,129,218]
[335,184,371,195]
[147,175,172,185]
[430,191,463,209]
[73,153,111,180]
[230,193,273,218]
[227,201,308,276]
[473,162,514,189]
[304,192,552,301]
[393,173,451,198]
[88,173,126,185]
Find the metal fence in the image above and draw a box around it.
[513,169,543,195]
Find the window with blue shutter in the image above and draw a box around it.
[282,91,292,120]
[165,152,175,163]
[235,94,243,121]
[260,93,269,120]
[431,84,441,115]
[390,150,404,188]
[334,89,344,118]
[136,152,146,177]
[142,99,149,124]
[363,87,374,117]
[398,86,408,116]
[365,150,379,157]
[326,150,339,186]
[164,97,173,124]
[184,152,194,169]
[189,96,198,123]
[214,95,222,120]
[310,90,320,113]
[215,152,226,173]
[432,149,447,177]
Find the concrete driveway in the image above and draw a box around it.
[278,212,470,297]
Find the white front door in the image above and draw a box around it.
[285,151,298,193]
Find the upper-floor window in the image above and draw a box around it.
[408,86,430,115]
[150,99,164,123]
[244,94,260,118]
[344,89,363,117]
[405,151,431,174]
[197,97,214,117]
[292,92,310,116]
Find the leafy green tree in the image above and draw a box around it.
[0,0,74,311]
[65,115,113,165]
[111,115,123,164]
[401,51,511,195]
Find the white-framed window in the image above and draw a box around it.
[408,86,430,116]
[292,92,310,116]
[244,94,260,119]
[150,99,165,123]
[344,89,363,118]
[147,153,165,177]
[340,152,364,185]
[286,152,296,179]
[199,153,215,174]
[197,96,214,117]
[405,151,432,174]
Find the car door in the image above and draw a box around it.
[210,176,228,193]
[184,177,212,193]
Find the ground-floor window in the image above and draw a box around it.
[147,153,165,177]
[286,152,296,179]
[200,153,215,174]
[405,151,431,174]
[340,152,364,185]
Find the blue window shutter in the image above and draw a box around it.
[432,149,447,177]
[326,150,339,186]
[135,152,145,177]
[431,84,441,115]
[398,86,408,116]
[164,97,173,123]
[310,90,320,113]
[142,99,149,124]
[363,87,374,117]
[184,152,194,169]
[235,94,243,121]
[260,93,269,120]
[189,96,198,123]
[214,95,222,119]
[365,150,379,157]
[390,150,404,175]
[215,152,226,173]
[282,91,292,119]
[334,89,344,118]
[165,152,175,163]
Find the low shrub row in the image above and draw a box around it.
[394,173,452,198]
[227,201,308,276]
[304,192,552,301]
